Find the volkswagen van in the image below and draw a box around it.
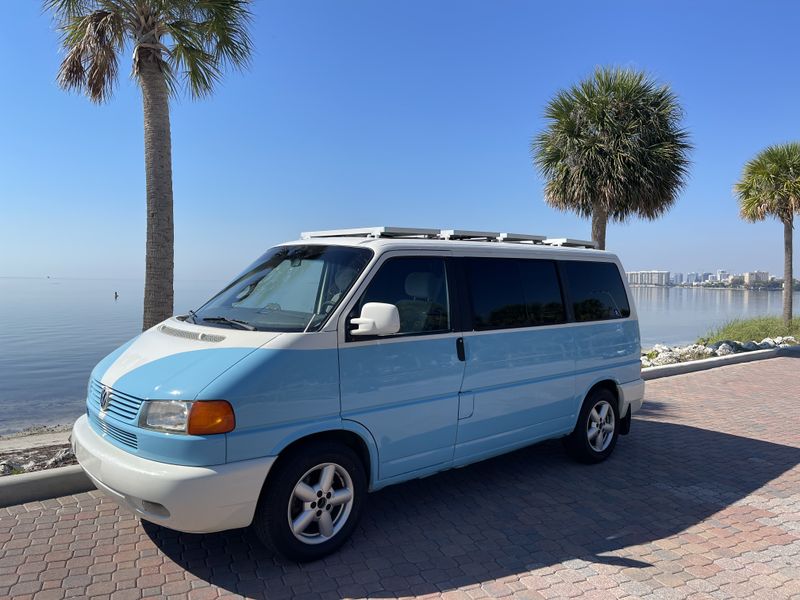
[71,227,645,561]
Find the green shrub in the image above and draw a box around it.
[699,316,800,345]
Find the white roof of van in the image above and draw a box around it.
[282,227,617,259]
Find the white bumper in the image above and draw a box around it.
[618,378,645,417]
[71,415,275,533]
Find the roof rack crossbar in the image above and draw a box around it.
[542,238,598,249]
[438,229,502,241]
[498,232,546,244]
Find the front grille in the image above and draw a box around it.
[91,413,138,449]
[90,380,144,422]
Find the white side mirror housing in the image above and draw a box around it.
[350,302,401,336]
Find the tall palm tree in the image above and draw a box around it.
[734,143,800,327]
[45,0,253,329]
[532,67,692,250]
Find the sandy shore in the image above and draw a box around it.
[0,423,75,476]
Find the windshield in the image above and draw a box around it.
[190,245,373,332]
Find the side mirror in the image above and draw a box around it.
[350,302,401,336]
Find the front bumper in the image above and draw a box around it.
[71,415,275,533]
[618,378,645,417]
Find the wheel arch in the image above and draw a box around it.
[583,378,622,415]
[266,423,378,491]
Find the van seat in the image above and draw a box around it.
[396,272,448,333]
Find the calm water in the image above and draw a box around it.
[0,277,797,434]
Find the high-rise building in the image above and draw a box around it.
[744,271,769,285]
[686,272,699,283]
[626,271,670,286]
[717,270,730,282]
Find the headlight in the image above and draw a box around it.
[139,400,235,435]
[140,400,191,433]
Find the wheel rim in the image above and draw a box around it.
[287,462,354,545]
[586,400,615,452]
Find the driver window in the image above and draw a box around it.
[355,257,450,335]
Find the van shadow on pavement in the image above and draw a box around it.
[143,418,800,599]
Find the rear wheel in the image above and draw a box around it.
[252,442,366,561]
[564,388,620,463]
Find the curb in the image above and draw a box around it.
[642,345,800,380]
[0,464,94,508]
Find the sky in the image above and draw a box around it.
[1,0,798,282]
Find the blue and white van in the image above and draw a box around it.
[72,227,644,560]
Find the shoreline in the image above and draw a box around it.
[0,423,74,440]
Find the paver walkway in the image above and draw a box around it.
[1,357,799,600]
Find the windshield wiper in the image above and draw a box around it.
[201,316,257,331]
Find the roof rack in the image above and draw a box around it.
[299,227,598,249]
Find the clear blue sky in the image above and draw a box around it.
[1,1,798,282]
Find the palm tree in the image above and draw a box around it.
[45,0,253,329]
[532,67,692,250]
[735,143,800,327]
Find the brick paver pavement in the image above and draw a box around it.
[1,357,799,600]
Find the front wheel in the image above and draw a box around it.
[252,442,366,561]
[563,388,620,463]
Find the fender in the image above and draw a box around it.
[341,419,381,490]
[571,374,625,427]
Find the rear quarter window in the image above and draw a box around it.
[562,261,631,322]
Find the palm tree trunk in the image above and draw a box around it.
[139,60,174,331]
[783,218,793,327]
[591,205,608,250]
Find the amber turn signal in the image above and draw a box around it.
[187,401,235,435]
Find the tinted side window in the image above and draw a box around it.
[467,258,528,330]
[562,261,631,322]
[356,257,450,335]
[518,260,566,326]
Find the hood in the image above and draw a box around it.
[92,318,281,401]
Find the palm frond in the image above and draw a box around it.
[532,66,692,223]
[734,143,800,223]
[161,0,252,98]
[56,8,124,103]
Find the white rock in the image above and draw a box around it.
[652,351,679,366]
[716,343,735,356]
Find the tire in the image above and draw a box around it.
[252,441,366,561]
[563,388,620,464]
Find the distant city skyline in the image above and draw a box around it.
[1,1,799,280]
[626,268,792,287]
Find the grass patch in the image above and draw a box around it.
[698,316,800,345]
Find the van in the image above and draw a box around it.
[71,227,644,561]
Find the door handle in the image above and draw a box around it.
[456,337,466,362]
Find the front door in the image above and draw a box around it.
[338,254,465,481]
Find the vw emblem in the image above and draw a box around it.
[100,386,111,411]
